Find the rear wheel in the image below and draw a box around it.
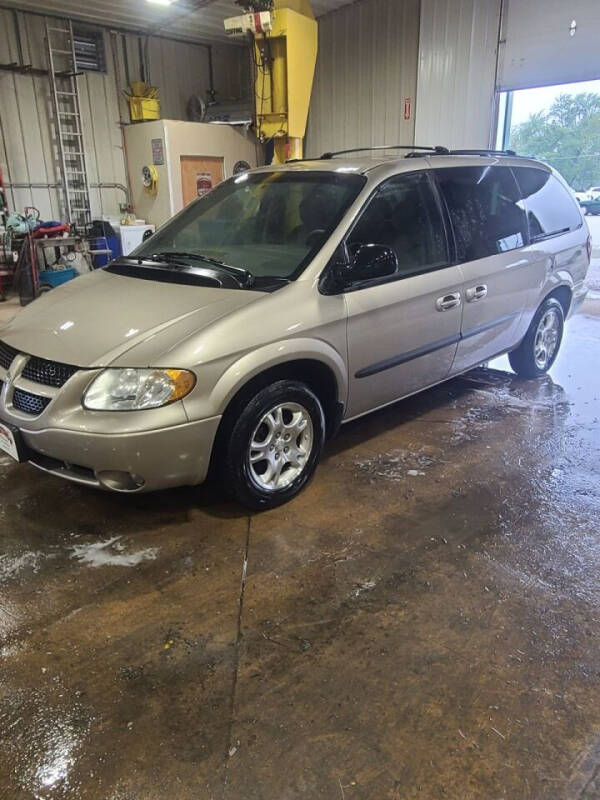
[508,297,564,378]
[220,380,325,510]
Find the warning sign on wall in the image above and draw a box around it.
[151,138,164,165]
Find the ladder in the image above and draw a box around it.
[45,20,92,230]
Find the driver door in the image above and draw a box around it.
[344,171,464,419]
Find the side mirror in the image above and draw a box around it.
[343,243,399,286]
[323,243,399,294]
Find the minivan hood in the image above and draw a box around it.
[0,269,262,366]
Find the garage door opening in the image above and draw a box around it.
[495,78,600,195]
[494,77,600,304]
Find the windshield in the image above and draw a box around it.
[132,170,366,280]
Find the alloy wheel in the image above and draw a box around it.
[534,308,561,370]
[248,402,314,491]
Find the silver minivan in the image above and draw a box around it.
[0,148,590,508]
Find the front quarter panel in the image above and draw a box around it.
[204,335,348,418]
[176,283,349,421]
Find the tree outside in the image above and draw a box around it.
[509,92,600,191]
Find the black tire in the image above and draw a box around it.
[508,297,564,379]
[220,380,326,510]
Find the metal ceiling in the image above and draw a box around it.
[0,0,356,44]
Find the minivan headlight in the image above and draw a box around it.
[83,368,196,411]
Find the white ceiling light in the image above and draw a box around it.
[146,0,176,6]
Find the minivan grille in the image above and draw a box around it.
[12,388,51,416]
[22,355,79,388]
[0,341,18,371]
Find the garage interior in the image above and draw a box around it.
[1,0,600,798]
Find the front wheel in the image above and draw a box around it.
[221,380,326,510]
[508,297,564,378]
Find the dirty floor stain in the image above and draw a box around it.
[0,302,599,799]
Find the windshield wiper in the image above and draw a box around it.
[148,251,254,287]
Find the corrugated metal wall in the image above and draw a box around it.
[0,9,248,221]
[415,0,501,149]
[305,0,420,159]
[117,33,250,121]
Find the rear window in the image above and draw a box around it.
[512,167,582,242]
[435,166,529,262]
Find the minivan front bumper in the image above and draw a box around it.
[17,416,221,492]
[0,346,221,492]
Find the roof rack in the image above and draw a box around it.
[320,144,450,159]
[444,149,518,157]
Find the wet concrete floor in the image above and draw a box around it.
[1,301,600,799]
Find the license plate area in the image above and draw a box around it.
[0,419,28,462]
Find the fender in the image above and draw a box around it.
[521,275,574,336]
[182,337,348,421]
[548,270,575,293]
[544,273,575,316]
[211,337,348,411]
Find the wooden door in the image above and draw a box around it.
[180,156,224,207]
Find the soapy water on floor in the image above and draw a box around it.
[71,536,159,568]
[0,550,54,582]
[0,537,159,580]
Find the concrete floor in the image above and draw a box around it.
[1,262,600,799]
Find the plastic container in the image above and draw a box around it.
[129,97,160,121]
[38,267,78,289]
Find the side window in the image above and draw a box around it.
[512,167,582,241]
[346,171,448,280]
[436,166,529,262]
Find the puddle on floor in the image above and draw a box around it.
[1,689,93,798]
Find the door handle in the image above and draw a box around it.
[436,292,461,312]
[466,284,488,302]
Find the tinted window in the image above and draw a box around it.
[346,171,448,279]
[134,171,366,280]
[512,167,582,241]
[436,166,529,262]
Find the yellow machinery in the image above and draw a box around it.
[226,0,318,163]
